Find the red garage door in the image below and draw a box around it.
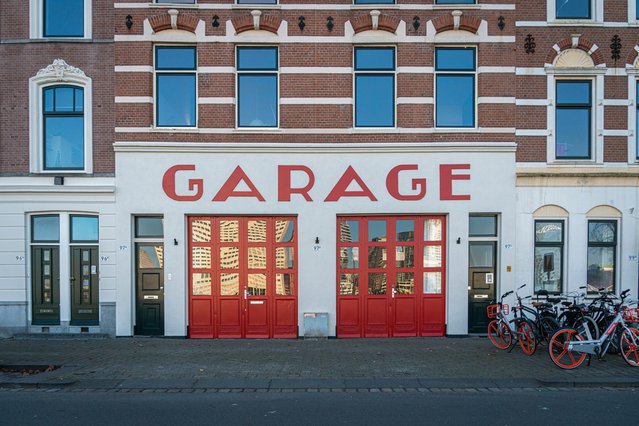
[337,216,446,337]
[188,217,297,338]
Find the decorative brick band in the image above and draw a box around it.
[149,11,199,34]
[627,47,639,67]
[351,13,400,34]
[432,13,481,34]
[232,13,282,34]
[545,36,605,66]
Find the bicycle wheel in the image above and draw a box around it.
[488,320,512,349]
[548,328,586,369]
[539,317,560,344]
[619,328,639,367]
[574,316,599,341]
[517,320,537,355]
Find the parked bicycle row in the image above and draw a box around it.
[487,284,639,369]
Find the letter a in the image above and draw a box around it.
[324,166,377,202]
[212,166,265,202]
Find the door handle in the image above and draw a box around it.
[70,276,75,282]
[391,287,397,298]
[244,288,248,300]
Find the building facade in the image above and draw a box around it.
[0,0,637,338]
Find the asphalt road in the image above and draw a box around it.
[1,388,636,425]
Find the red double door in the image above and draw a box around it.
[188,217,297,338]
[337,216,446,337]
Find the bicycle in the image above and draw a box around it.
[548,290,639,369]
[487,285,540,355]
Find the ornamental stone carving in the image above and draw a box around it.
[36,59,86,81]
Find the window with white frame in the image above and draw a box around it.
[237,46,279,128]
[155,46,197,128]
[354,46,395,128]
[29,59,93,174]
[30,0,92,39]
[435,47,476,128]
[555,80,592,159]
[636,81,639,159]
[43,86,85,170]
[587,220,617,293]
[534,220,564,294]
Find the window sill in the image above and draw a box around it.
[149,3,200,9]
[30,37,92,42]
[152,126,200,133]
[432,5,480,10]
[351,5,400,10]
[34,170,90,175]
[235,127,281,133]
[231,4,281,10]
[548,20,602,26]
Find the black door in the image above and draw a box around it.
[70,246,99,325]
[31,246,60,325]
[468,242,496,333]
[135,243,164,335]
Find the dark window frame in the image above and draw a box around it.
[135,216,165,239]
[435,47,476,129]
[555,80,592,160]
[31,215,61,243]
[155,46,197,128]
[586,219,617,294]
[42,85,85,171]
[236,46,279,128]
[70,215,99,243]
[354,46,396,128]
[533,220,564,295]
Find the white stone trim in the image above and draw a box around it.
[115,96,153,104]
[115,3,517,11]
[30,0,92,39]
[629,75,638,163]
[477,66,516,74]
[516,99,548,106]
[113,141,518,153]
[516,129,549,136]
[516,67,546,76]
[602,129,630,136]
[115,126,516,135]
[280,98,353,105]
[198,97,235,105]
[114,65,154,73]
[29,59,93,174]
[396,67,434,74]
[478,97,516,104]
[281,67,353,74]
[198,66,236,74]
[397,97,434,104]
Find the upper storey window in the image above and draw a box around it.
[43,86,85,170]
[555,81,592,159]
[435,47,476,128]
[31,0,91,39]
[556,0,591,19]
[354,47,396,128]
[44,0,84,37]
[155,46,197,128]
[237,47,279,128]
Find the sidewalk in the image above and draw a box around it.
[1,336,638,391]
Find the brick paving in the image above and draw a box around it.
[1,337,638,391]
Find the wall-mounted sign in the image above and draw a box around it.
[162,164,472,203]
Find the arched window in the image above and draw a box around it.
[29,59,92,173]
[42,86,85,170]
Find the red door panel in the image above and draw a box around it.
[189,217,297,339]
[337,216,446,338]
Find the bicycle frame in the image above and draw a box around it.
[566,310,634,357]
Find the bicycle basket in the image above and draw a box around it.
[487,304,509,318]
[622,308,639,323]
